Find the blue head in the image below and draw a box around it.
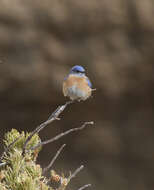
[70,65,85,75]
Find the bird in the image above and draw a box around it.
[63,65,93,101]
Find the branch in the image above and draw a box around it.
[69,165,84,181]
[0,162,6,168]
[31,121,94,151]
[22,100,74,155]
[54,165,85,190]
[43,144,66,174]
[78,184,91,190]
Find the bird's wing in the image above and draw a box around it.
[86,77,92,88]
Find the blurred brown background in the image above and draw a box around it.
[0,0,154,189]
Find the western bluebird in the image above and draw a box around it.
[63,65,92,101]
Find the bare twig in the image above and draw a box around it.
[0,135,22,161]
[78,184,91,190]
[0,162,6,167]
[69,165,84,181]
[55,165,85,190]
[47,100,74,120]
[43,144,66,174]
[31,121,94,151]
[22,100,74,155]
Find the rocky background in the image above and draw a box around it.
[0,0,154,189]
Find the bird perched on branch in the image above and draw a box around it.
[63,65,94,101]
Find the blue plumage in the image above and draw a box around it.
[86,78,92,88]
[70,65,85,73]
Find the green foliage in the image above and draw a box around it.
[0,129,53,190]
[4,129,41,153]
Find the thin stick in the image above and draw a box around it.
[47,100,73,120]
[69,165,84,181]
[31,121,94,151]
[43,144,66,174]
[22,100,74,155]
[0,162,6,167]
[0,135,22,161]
[78,184,91,190]
[57,165,85,190]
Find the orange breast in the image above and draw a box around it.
[63,75,91,100]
